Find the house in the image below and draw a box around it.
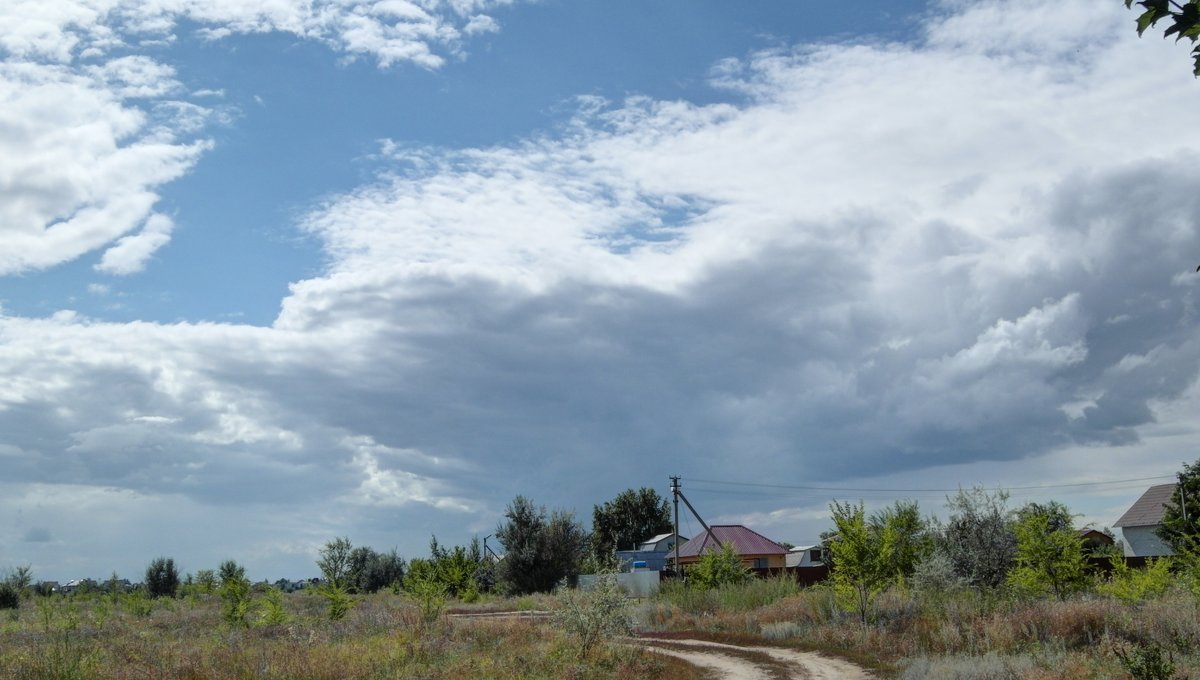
[1077,528,1115,554]
[639,532,682,552]
[785,544,825,568]
[615,532,689,572]
[1114,483,1177,557]
[673,524,788,570]
[785,544,830,585]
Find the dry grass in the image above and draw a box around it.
[638,579,1200,678]
[0,591,691,680]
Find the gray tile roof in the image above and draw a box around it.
[1114,483,1177,528]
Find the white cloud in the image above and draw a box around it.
[0,0,522,69]
[95,212,175,275]
[5,0,1200,578]
[0,59,208,275]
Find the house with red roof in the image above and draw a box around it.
[673,524,788,570]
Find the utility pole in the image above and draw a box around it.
[671,476,681,574]
[669,476,718,575]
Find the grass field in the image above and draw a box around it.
[3,577,1198,678]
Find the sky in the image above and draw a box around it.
[2,0,1200,582]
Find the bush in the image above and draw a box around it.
[220,576,252,627]
[555,573,632,658]
[0,581,19,609]
[320,583,354,621]
[256,587,288,627]
[689,542,750,590]
[145,557,180,598]
[1114,640,1177,680]
[1099,556,1173,603]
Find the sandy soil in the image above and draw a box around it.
[638,638,875,680]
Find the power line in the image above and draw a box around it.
[683,474,1174,495]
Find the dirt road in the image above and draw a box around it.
[637,638,874,680]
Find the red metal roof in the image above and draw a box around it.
[675,525,786,558]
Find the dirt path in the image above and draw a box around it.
[636,638,874,680]
[447,610,873,678]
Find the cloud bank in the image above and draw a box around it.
[4,0,1200,577]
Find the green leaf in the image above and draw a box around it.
[1136,7,1169,36]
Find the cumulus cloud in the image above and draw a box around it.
[5,0,1200,576]
[0,59,208,275]
[95,213,174,274]
[0,0,521,69]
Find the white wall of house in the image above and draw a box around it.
[1121,526,1174,557]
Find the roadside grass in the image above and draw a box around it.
[11,575,1200,678]
[640,577,1200,678]
[0,590,690,680]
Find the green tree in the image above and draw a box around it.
[358,548,406,593]
[828,500,895,625]
[317,537,354,589]
[1007,501,1087,600]
[869,499,933,580]
[1124,0,1200,75]
[145,557,180,598]
[1156,459,1200,553]
[940,487,1016,588]
[495,495,588,594]
[688,542,750,590]
[218,560,246,587]
[590,487,672,560]
[194,569,218,593]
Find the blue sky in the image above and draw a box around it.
[3,0,1200,581]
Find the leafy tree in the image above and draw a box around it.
[1007,501,1087,600]
[145,557,180,598]
[1124,0,1200,76]
[590,487,672,560]
[194,569,218,594]
[495,495,588,594]
[1156,458,1200,553]
[317,536,354,589]
[218,560,246,587]
[7,565,32,593]
[0,568,26,609]
[940,487,1016,588]
[828,500,895,624]
[688,542,750,590]
[405,536,482,600]
[346,546,376,594]
[358,548,406,594]
[869,499,934,580]
[220,572,252,628]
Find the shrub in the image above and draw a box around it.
[256,587,288,627]
[320,583,354,621]
[689,542,750,590]
[1114,640,1177,680]
[220,576,252,627]
[555,573,632,658]
[0,581,19,609]
[1100,556,1173,603]
[194,569,217,593]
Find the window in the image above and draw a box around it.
[810,548,823,564]
[752,557,768,569]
